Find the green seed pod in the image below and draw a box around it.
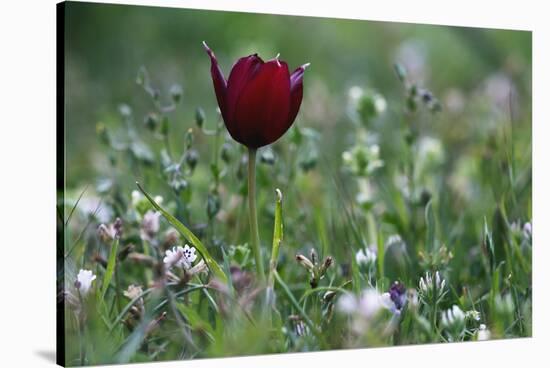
[170,84,183,103]
[237,155,248,181]
[394,63,407,83]
[195,107,205,129]
[220,143,232,163]
[170,177,188,194]
[185,149,199,171]
[260,148,275,165]
[144,112,159,131]
[207,192,221,220]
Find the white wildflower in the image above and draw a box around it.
[477,323,491,341]
[441,305,465,330]
[337,292,358,315]
[355,246,377,267]
[465,310,481,322]
[337,289,385,319]
[75,269,96,296]
[419,271,447,304]
[163,244,197,270]
[358,288,384,319]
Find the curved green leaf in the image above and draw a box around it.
[136,182,227,283]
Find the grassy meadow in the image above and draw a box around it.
[59,2,532,365]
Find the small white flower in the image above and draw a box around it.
[466,310,481,322]
[348,86,364,102]
[163,244,197,270]
[131,190,142,206]
[337,292,359,315]
[358,288,384,319]
[76,269,96,296]
[355,247,377,267]
[477,323,491,341]
[380,292,395,312]
[419,271,446,296]
[441,305,465,329]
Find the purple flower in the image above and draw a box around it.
[381,281,407,315]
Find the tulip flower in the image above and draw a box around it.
[203,42,309,149]
[203,42,309,283]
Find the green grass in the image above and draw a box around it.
[60,5,531,365]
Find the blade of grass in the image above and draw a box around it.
[268,188,283,290]
[65,198,103,259]
[100,236,120,301]
[136,182,227,283]
[273,271,323,341]
[65,184,89,226]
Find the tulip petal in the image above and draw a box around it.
[288,63,309,127]
[203,42,229,121]
[226,54,264,140]
[231,59,291,148]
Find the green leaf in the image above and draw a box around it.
[100,236,120,301]
[484,216,496,271]
[136,182,227,283]
[269,189,283,285]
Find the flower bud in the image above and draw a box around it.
[260,148,275,165]
[296,254,314,270]
[185,149,199,171]
[320,256,333,275]
[113,217,123,238]
[207,192,221,220]
[195,107,205,129]
[144,112,159,131]
[220,143,232,163]
[97,223,114,243]
[237,154,248,181]
[169,84,183,103]
[170,177,188,194]
[394,63,407,83]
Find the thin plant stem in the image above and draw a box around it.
[248,148,265,283]
[77,290,86,366]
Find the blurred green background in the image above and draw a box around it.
[64,1,531,187]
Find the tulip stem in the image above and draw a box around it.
[248,148,266,283]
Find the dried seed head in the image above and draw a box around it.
[97,223,115,243]
[113,217,123,238]
[296,254,314,270]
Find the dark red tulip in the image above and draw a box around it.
[203,42,309,149]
